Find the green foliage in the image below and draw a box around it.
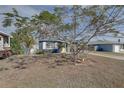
[16,28,35,55]
[2,8,30,28]
[2,8,17,27]
[12,8,19,16]
[18,28,35,47]
[31,11,61,39]
[32,11,59,25]
[2,6,124,56]
[10,33,24,54]
[2,18,13,27]
[10,29,35,55]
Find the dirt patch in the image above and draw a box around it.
[0,54,124,88]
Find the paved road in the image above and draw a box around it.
[90,52,124,61]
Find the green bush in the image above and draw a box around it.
[10,38,24,55]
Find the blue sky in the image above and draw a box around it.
[0,5,55,33]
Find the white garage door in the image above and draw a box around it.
[113,45,120,52]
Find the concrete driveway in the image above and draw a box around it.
[90,52,124,61]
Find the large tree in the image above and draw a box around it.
[53,5,124,62]
[2,6,124,62]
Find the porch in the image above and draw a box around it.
[0,34,11,50]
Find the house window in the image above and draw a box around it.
[46,42,56,49]
[4,37,9,44]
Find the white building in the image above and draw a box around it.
[38,39,70,53]
[89,40,124,53]
[0,31,11,51]
[31,38,70,54]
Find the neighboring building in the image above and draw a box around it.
[0,31,11,51]
[88,40,124,53]
[30,38,70,54]
[38,39,70,53]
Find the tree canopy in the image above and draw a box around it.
[2,6,124,59]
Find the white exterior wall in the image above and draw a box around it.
[120,49,124,52]
[0,34,11,51]
[0,35,4,50]
[8,37,11,47]
[42,42,58,50]
[42,42,46,49]
[37,41,70,53]
[55,42,58,48]
[113,45,120,52]
[30,44,39,54]
[30,38,39,54]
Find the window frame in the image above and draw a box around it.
[46,42,56,49]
